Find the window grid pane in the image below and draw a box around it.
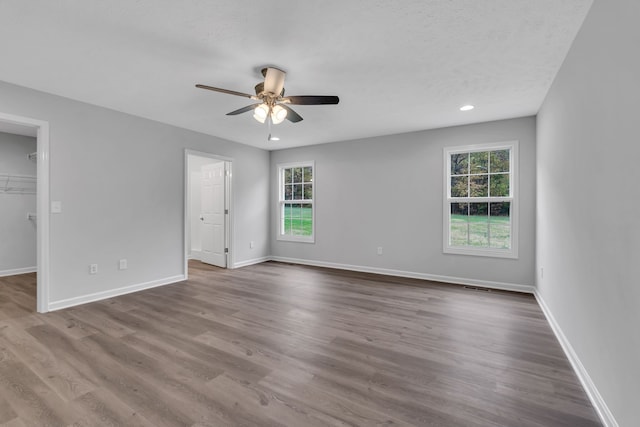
[489,173,509,197]
[470,152,488,174]
[451,153,469,175]
[303,167,312,183]
[470,175,488,197]
[451,176,468,197]
[490,150,510,173]
[293,168,302,184]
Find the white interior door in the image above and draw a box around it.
[200,162,226,267]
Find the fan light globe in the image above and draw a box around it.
[253,104,269,123]
[271,105,288,124]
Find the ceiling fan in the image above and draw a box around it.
[196,67,339,139]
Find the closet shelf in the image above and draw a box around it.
[0,173,37,195]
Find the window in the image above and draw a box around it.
[278,162,314,242]
[443,142,518,258]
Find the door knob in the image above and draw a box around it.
[199,215,204,221]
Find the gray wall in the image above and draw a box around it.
[0,80,270,304]
[0,132,37,273]
[537,1,640,425]
[271,117,536,288]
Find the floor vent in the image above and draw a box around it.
[463,286,491,292]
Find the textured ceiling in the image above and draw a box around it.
[0,1,592,149]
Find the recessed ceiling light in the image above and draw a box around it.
[460,105,475,111]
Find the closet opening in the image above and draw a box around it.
[0,112,50,313]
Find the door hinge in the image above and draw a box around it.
[224,248,229,253]
[225,209,229,214]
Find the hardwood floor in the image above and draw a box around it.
[0,261,601,426]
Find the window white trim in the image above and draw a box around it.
[277,161,315,243]
[443,141,519,259]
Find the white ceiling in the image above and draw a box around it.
[0,1,592,150]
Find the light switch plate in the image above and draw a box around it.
[51,201,62,213]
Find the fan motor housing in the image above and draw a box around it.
[255,82,284,98]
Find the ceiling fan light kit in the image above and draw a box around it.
[196,66,339,140]
[253,104,269,123]
[270,104,287,124]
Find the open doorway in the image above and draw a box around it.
[0,129,37,277]
[0,112,50,313]
[184,150,233,276]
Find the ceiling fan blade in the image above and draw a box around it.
[226,103,262,116]
[283,95,340,105]
[195,84,255,99]
[280,104,303,123]
[263,67,286,95]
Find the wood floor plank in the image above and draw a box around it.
[0,417,28,427]
[257,370,417,427]
[96,307,273,384]
[0,325,96,402]
[25,324,196,427]
[39,310,99,340]
[71,388,157,427]
[207,373,370,427]
[0,394,17,424]
[120,333,224,382]
[0,348,72,426]
[80,333,247,427]
[0,262,602,426]
[65,305,137,338]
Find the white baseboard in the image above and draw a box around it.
[233,256,271,269]
[0,266,37,277]
[534,291,618,427]
[269,256,535,294]
[47,274,186,312]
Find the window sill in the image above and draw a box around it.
[444,246,518,259]
[277,236,315,244]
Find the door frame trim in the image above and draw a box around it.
[0,111,50,313]
[184,150,234,277]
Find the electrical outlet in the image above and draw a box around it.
[377,246,383,255]
[250,241,255,249]
[89,264,98,274]
[119,259,127,270]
